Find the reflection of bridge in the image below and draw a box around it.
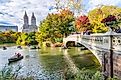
[63,31,121,79]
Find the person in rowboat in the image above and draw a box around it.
[17,53,21,58]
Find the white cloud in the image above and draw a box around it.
[0,0,56,31]
[0,0,121,31]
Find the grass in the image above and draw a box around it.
[0,65,119,80]
[0,65,35,80]
[64,67,120,80]
[0,65,22,80]
[65,47,120,80]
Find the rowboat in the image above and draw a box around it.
[30,46,40,49]
[17,46,22,49]
[8,55,23,63]
[3,46,7,50]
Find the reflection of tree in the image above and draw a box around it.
[39,48,67,73]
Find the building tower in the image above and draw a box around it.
[23,11,29,29]
[22,11,38,32]
[31,12,36,26]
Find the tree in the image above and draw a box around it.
[28,32,38,45]
[88,6,121,33]
[36,9,75,44]
[16,33,28,45]
[101,15,118,32]
[101,15,116,23]
[68,0,83,15]
[0,31,19,44]
[16,32,38,45]
[75,15,90,32]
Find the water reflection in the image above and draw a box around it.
[0,46,99,79]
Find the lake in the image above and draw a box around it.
[0,45,100,79]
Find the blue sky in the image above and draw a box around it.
[0,0,121,31]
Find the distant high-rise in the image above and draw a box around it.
[31,12,36,26]
[23,11,29,29]
[22,11,37,32]
[0,25,18,32]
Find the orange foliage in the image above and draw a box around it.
[75,15,90,32]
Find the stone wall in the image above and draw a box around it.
[113,53,121,78]
[102,52,121,79]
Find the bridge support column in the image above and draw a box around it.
[63,38,67,47]
[75,42,77,47]
[102,52,109,79]
[109,35,113,78]
[102,53,107,79]
[102,35,114,79]
[103,53,106,72]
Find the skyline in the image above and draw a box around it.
[0,0,121,31]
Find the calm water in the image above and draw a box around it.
[0,45,99,79]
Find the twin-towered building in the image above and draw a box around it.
[22,11,38,33]
[0,11,37,32]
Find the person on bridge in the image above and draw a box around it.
[83,29,91,35]
[115,27,121,33]
[86,30,91,35]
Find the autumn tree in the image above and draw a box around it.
[36,9,75,44]
[0,31,22,44]
[16,32,38,45]
[75,15,90,32]
[68,0,82,15]
[101,15,119,32]
[88,6,121,33]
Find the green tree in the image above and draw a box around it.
[16,33,28,45]
[28,32,38,45]
[37,9,75,44]
[0,31,20,44]
[16,32,38,45]
[88,6,121,33]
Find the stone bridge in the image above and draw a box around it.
[63,31,121,79]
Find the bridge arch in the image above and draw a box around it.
[63,31,121,78]
[63,34,102,65]
[77,42,102,65]
[64,40,102,65]
[66,41,76,47]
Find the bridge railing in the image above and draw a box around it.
[111,34,121,52]
[63,34,80,42]
[63,31,121,52]
[80,33,121,52]
[80,35,110,50]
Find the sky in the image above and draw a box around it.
[0,0,121,31]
